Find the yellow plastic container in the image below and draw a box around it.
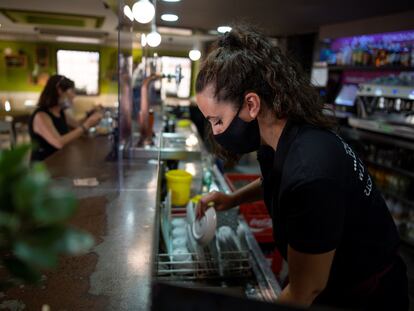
[165,169,193,206]
[177,119,191,128]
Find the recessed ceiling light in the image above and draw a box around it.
[56,36,101,44]
[161,14,179,22]
[162,0,181,2]
[217,26,232,34]
[158,26,192,36]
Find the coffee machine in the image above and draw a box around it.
[350,73,414,139]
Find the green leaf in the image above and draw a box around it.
[21,226,66,249]
[57,228,94,255]
[32,188,77,224]
[14,239,58,269]
[13,166,49,215]
[0,211,20,232]
[2,256,41,284]
[0,144,31,169]
[0,144,92,285]
[0,145,31,182]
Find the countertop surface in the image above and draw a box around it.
[1,135,160,310]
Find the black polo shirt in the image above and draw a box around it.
[257,121,400,290]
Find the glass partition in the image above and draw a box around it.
[117,0,134,148]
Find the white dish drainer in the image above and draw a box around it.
[157,191,252,280]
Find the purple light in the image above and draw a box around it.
[331,30,414,51]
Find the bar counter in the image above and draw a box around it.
[2,135,160,310]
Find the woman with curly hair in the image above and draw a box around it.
[195,25,408,310]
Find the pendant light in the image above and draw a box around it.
[189,49,201,61]
[147,29,161,47]
[189,39,201,61]
[146,0,161,48]
[132,0,155,24]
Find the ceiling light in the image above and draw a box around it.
[158,26,192,36]
[56,36,101,44]
[161,14,179,22]
[189,49,201,61]
[132,0,155,24]
[217,26,232,34]
[162,0,181,2]
[123,5,134,21]
[147,31,162,47]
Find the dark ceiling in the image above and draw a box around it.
[154,0,414,36]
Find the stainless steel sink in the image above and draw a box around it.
[124,132,202,161]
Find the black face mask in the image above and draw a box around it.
[213,107,261,154]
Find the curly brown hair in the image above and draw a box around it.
[196,25,336,161]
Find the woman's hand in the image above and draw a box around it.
[85,105,104,118]
[196,191,235,219]
[84,111,103,129]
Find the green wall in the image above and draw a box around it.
[0,39,199,96]
[0,40,119,94]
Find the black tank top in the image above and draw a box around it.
[29,107,69,161]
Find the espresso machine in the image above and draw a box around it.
[350,73,414,140]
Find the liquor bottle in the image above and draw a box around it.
[401,43,410,67]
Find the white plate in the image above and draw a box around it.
[172,227,187,238]
[172,236,188,249]
[186,224,205,267]
[171,247,193,273]
[192,207,217,246]
[186,201,195,225]
[171,217,187,229]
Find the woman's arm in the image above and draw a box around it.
[230,177,263,206]
[277,246,335,307]
[196,178,263,218]
[64,110,81,128]
[33,112,101,149]
[65,106,104,128]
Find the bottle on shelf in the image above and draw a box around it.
[362,44,371,66]
[411,47,414,67]
[327,39,414,68]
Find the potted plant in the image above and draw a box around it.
[0,145,94,287]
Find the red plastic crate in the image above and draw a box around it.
[225,173,274,244]
[243,213,274,243]
[239,200,268,216]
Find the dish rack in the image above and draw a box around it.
[155,164,282,302]
[156,248,252,280]
[158,191,252,280]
